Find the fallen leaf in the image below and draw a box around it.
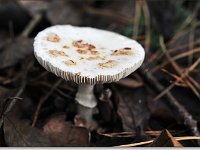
[3,99,53,147]
[115,86,150,132]
[43,115,90,146]
[3,117,53,147]
[0,86,16,118]
[149,129,183,147]
[116,78,143,88]
[116,95,135,131]
[0,37,33,69]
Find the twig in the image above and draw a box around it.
[31,79,63,127]
[169,22,200,46]
[0,61,32,128]
[168,39,200,53]
[154,38,200,100]
[139,66,200,142]
[2,71,21,85]
[30,81,74,100]
[99,130,182,138]
[188,23,195,66]
[150,47,200,73]
[188,76,200,92]
[154,58,200,101]
[84,6,132,24]
[30,71,49,82]
[149,22,200,69]
[176,7,198,34]
[0,97,22,128]
[156,36,200,99]
[132,0,142,40]
[116,136,200,147]
[21,13,43,37]
[142,0,151,54]
[161,68,185,85]
[116,139,152,147]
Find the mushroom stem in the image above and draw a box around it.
[77,104,94,123]
[75,84,97,123]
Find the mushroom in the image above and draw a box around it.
[34,25,145,129]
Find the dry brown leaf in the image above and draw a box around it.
[116,78,143,88]
[3,117,53,147]
[149,129,183,147]
[3,98,53,147]
[43,115,90,146]
[115,86,150,132]
[0,37,33,69]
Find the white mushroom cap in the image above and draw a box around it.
[34,25,145,84]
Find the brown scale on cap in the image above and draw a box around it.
[98,60,117,69]
[63,60,76,66]
[77,49,88,54]
[79,57,84,60]
[47,33,60,42]
[63,45,70,49]
[88,44,96,50]
[73,40,99,55]
[90,50,99,55]
[111,47,133,56]
[73,40,96,49]
[87,56,102,60]
[48,50,68,57]
[76,49,99,55]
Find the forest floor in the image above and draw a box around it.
[0,0,200,147]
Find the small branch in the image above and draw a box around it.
[139,67,200,142]
[188,24,195,66]
[160,37,200,99]
[147,21,198,69]
[31,79,63,127]
[21,13,43,38]
[0,97,22,128]
[116,136,200,147]
[142,0,151,54]
[175,7,198,34]
[84,6,132,24]
[99,130,182,138]
[132,0,142,40]
[154,57,200,101]
[169,22,200,46]
[150,47,200,73]
[0,61,32,128]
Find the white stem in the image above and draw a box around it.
[77,104,94,123]
[75,84,98,129]
[75,84,97,108]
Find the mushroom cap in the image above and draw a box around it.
[34,25,145,84]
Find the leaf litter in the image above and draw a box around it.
[0,0,200,147]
